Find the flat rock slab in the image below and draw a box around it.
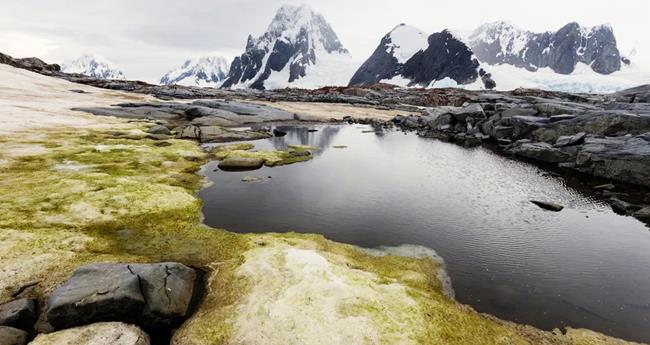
[218,157,264,171]
[0,326,29,345]
[0,299,36,330]
[47,263,197,330]
[28,322,149,345]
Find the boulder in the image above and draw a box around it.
[530,200,564,212]
[575,136,650,187]
[610,198,634,215]
[218,157,265,171]
[0,326,28,345]
[47,264,146,329]
[147,125,171,136]
[0,299,36,330]
[508,142,571,163]
[127,263,197,326]
[555,132,586,147]
[177,125,201,140]
[634,206,650,218]
[29,322,149,345]
[47,263,197,330]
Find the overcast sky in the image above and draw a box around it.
[1,0,648,82]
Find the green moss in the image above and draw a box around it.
[212,143,313,167]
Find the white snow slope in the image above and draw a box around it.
[385,24,429,64]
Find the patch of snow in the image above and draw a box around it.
[483,62,650,93]
[386,24,429,63]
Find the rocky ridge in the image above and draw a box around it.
[469,21,623,75]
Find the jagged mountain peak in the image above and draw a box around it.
[62,54,125,80]
[469,21,622,75]
[349,26,495,89]
[221,4,353,90]
[160,56,230,87]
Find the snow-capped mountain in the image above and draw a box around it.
[349,24,495,89]
[62,54,126,80]
[221,4,355,90]
[469,21,623,75]
[160,57,230,87]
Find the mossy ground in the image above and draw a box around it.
[211,142,314,167]
[0,121,641,345]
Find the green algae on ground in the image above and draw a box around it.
[211,142,313,167]
[0,121,642,345]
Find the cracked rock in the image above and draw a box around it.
[46,263,197,330]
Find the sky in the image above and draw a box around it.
[1,0,648,83]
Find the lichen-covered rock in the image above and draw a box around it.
[0,299,37,330]
[0,326,28,345]
[29,322,149,345]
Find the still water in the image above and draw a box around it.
[199,124,650,343]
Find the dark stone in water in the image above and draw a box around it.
[530,200,564,211]
[273,129,287,137]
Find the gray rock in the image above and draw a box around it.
[147,125,171,136]
[508,142,570,163]
[611,198,633,215]
[530,200,564,212]
[555,132,586,147]
[575,136,650,187]
[0,326,28,345]
[634,206,650,218]
[177,125,201,140]
[47,263,197,330]
[47,264,146,329]
[0,299,36,330]
[127,263,196,326]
